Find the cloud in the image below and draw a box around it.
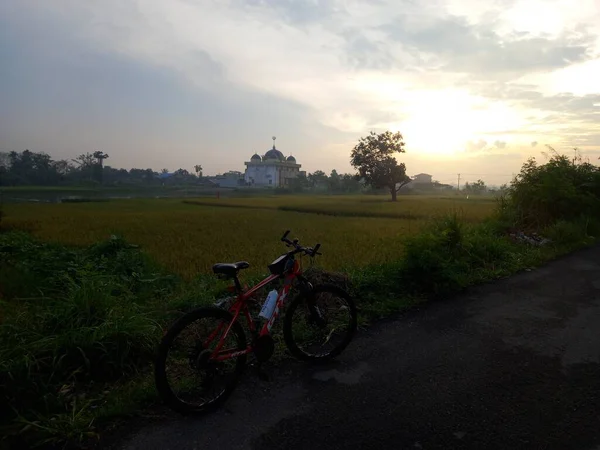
[531,141,538,147]
[0,1,353,173]
[0,0,599,176]
[378,14,597,76]
[232,0,344,26]
[465,139,488,152]
[464,138,509,153]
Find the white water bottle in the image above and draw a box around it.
[259,289,279,320]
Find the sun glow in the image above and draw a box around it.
[388,90,527,156]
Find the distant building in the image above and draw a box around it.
[402,173,434,191]
[208,171,245,188]
[412,173,433,184]
[244,137,302,187]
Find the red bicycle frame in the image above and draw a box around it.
[207,259,302,362]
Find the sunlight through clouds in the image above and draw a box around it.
[0,0,599,180]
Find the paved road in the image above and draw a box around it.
[114,246,600,450]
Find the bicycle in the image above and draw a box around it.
[154,230,358,414]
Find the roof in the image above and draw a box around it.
[264,146,285,161]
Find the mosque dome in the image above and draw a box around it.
[250,153,261,161]
[263,147,285,161]
[286,155,296,163]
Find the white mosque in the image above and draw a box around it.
[243,137,304,187]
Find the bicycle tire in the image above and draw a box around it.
[154,307,247,415]
[283,283,357,362]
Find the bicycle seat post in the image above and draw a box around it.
[233,274,242,293]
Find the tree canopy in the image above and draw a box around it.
[463,179,487,195]
[350,130,410,201]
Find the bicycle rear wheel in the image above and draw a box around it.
[154,307,247,414]
[283,284,357,362]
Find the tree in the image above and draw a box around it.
[464,179,487,195]
[92,151,109,184]
[174,168,190,177]
[4,150,61,185]
[72,153,96,168]
[350,130,410,201]
[340,173,362,193]
[328,169,341,192]
[52,159,73,176]
[308,170,328,189]
[194,164,203,177]
[93,151,109,167]
[289,172,310,192]
[72,153,96,182]
[0,152,11,185]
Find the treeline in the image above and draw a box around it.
[288,170,363,193]
[0,149,365,192]
[0,150,200,187]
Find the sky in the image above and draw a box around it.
[1,0,599,186]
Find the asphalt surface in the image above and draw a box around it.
[115,245,600,450]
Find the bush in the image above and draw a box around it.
[399,214,469,296]
[390,213,530,299]
[502,148,600,228]
[543,217,600,247]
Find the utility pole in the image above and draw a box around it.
[457,173,461,192]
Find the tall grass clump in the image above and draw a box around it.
[396,213,526,297]
[0,232,179,447]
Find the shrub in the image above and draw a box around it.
[394,213,529,298]
[399,213,470,296]
[502,148,600,228]
[543,217,598,246]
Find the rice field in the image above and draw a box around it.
[183,194,496,221]
[3,194,497,279]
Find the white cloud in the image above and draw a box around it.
[465,139,488,152]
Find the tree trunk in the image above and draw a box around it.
[390,187,397,202]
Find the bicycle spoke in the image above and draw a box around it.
[287,288,355,358]
[162,314,242,409]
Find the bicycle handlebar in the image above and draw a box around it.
[281,230,322,256]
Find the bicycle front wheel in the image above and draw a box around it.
[154,307,247,415]
[283,284,357,361]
